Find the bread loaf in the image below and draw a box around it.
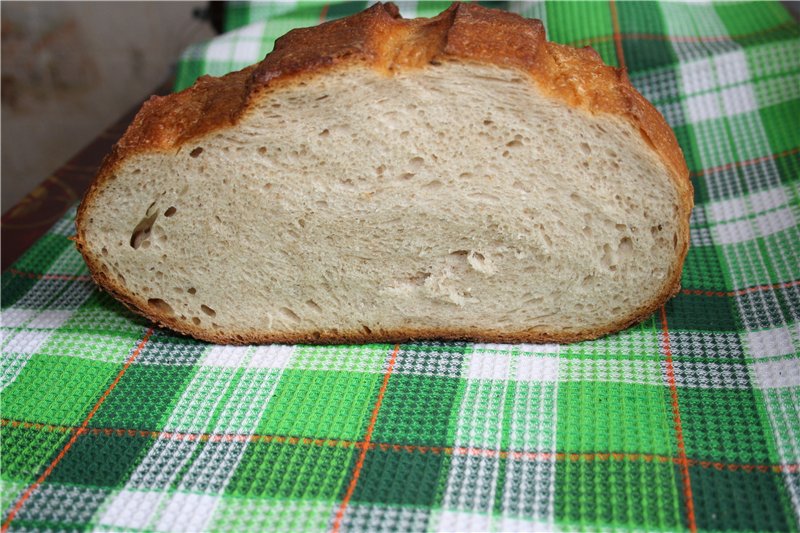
[75,2,693,344]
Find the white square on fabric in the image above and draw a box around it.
[99,489,162,530]
[3,330,51,354]
[755,207,796,238]
[517,343,560,355]
[747,328,796,359]
[498,516,554,533]
[714,50,750,86]
[202,345,250,367]
[396,1,417,18]
[516,356,559,383]
[708,197,748,223]
[155,493,220,532]
[248,344,295,369]
[721,84,758,116]
[686,92,722,123]
[750,187,789,214]
[236,21,267,39]
[714,219,756,245]
[27,310,73,329]
[680,59,715,94]
[233,40,261,63]
[437,510,492,533]
[753,359,800,389]
[1,309,37,328]
[205,41,234,61]
[467,352,511,380]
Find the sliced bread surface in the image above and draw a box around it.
[75,2,693,344]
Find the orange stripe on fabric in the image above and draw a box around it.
[609,0,626,71]
[332,343,400,533]
[682,279,800,298]
[660,307,697,533]
[3,417,798,473]
[690,146,800,178]
[1,328,154,533]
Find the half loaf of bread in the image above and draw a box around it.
[75,2,693,345]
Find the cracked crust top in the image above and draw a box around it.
[75,2,693,345]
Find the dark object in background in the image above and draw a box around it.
[194,1,226,34]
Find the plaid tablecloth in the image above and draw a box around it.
[2,1,799,531]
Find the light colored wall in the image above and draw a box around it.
[2,2,215,213]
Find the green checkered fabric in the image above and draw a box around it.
[3,1,800,531]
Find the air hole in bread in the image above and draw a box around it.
[101,247,108,256]
[130,204,159,250]
[279,307,301,324]
[319,129,330,137]
[423,180,443,190]
[164,206,177,217]
[187,287,197,295]
[190,147,204,158]
[673,233,678,249]
[362,324,372,334]
[483,119,494,126]
[192,317,201,325]
[466,251,491,273]
[467,192,500,202]
[601,243,614,269]
[258,147,267,155]
[399,172,415,180]
[580,142,592,156]
[201,304,216,317]
[306,299,323,313]
[506,136,523,148]
[148,298,174,316]
[409,156,424,168]
[618,237,633,258]
[512,180,529,193]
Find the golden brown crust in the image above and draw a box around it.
[75,2,693,345]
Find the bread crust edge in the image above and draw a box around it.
[75,2,693,345]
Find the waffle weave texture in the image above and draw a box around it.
[2,1,799,531]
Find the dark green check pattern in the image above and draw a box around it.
[2,1,799,531]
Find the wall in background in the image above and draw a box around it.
[2,2,216,213]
